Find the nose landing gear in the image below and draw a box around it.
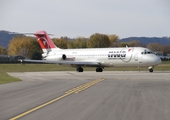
[148,66,154,73]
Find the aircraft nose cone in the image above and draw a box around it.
[154,56,162,65]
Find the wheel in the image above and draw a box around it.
[96,67,103,72]
[149,68,153,73]
[77,67,83,72]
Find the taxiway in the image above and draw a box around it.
[0,71,170,120]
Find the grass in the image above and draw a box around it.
[0,62,170,84]
[0,72,21,84]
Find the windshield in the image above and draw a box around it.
[141,50,153,55]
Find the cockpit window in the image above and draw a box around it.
[147,51,153,54]
[141,51,153,55]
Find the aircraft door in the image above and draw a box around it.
[134,53,138,61]
[138,53,143,63]
[134,52,143,63]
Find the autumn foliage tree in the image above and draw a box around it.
[128,40,144,47]
[68,37,87,48]
[52,37,68,49]
[87,33,110,48]
[147,43,162,52]
[108,34,119,47]
[161,45,170,55]
[8,36,41,59]
[119,40,144,47]
[118,42,129,47]
[0,46,7,55]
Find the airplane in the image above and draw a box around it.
[22,30,161,72]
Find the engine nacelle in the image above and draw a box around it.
[62,54,66,60]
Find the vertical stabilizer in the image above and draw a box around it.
[34,30,60,53]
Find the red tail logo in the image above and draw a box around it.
[34,30,57,49]
[38,37,50,49]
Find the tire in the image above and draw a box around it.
[149,68,153,73]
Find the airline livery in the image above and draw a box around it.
[23,30,161,72]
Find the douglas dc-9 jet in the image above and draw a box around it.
[22,30,161,72]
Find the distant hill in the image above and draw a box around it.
[0,30,170,49]
[0,30,24,48]
[120,37,170,45]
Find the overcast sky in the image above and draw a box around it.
[1,0,170,38]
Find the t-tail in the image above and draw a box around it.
[34,30,60,53]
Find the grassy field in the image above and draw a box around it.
[0,62,170,84]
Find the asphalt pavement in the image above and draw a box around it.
[0,71,170,120]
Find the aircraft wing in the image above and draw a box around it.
[20,59,100,66]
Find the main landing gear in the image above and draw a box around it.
[77,66,83,72]
[76,66,103,72]
[96,67,103,72]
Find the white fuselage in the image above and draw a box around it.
[44,47,161,67]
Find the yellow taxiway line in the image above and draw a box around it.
[10,78,106,120]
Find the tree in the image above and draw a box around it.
[128,40,144,47]
[52,37,68,49]
[8,36,41,59]
[67,37,87,48]
[108,34,119,47]
[118,42,129,47]
[0,46,7,55]
[31,51,42,60]
[147,43,162,52]
[161,45,170,55]
[87,33,110,48]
